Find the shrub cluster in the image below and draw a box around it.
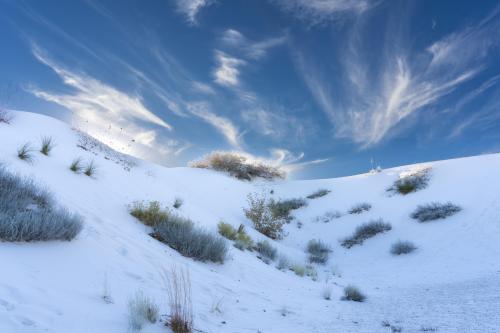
[255,240,277,263]
[388,168,431,195]
[217,222,254,251]
[244,193,286,239]
[130,201,228,263]
[390,240,417,255]
[314,210,342,223]
[348,202,372,214]
[306,189,331,199]
[190,151,286,181]
[342,285,365,302]
[306,239,331,264]
[268,198,307,223]
[410,202,462,222]
[341,219,392,248]
[0,167,83,242]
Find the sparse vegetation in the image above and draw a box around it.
[410,202,462,222]
[190,151,286,181]
[173,197,183,209]
[307,189,331,199]
[218,222,254,251]
[268,197,307,223]
[305,265,318,281]
[17,143,34,162]
[164,268,193,333]
[276,255,290,270]
[0,108,12,124]
[341,219,392,248]
[390,240,417,255]
[306,239,331,264]
[291,263,306,277]
[128,291,159,331]
[342,285,365,302]
[218,221,238,240]
[40,136,54,156]
[314,210,343,223]
[130,201,168,227]
[322,287,332,300]
[348,202,372,214]
[255,240,277,263]
[244,193,285,240]
[0,166,83,241]
[388,168,431,195]
[83,160,97,177]
[70,158,83,173]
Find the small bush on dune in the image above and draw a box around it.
[0,167,83,241]
[190,151,286,181]
[173,197,183,209]
[390,240,417,255]
[152,214,228,263]
[307,189,331,199]
[40,136,54,156]
[348,202,372,214]
[307,239,331,264]
[255,240,277,263]
[17,143,34,163]
[341,219,392,248]
[128,291,159,331]
[291,263,306,277]
[70,158,83,173]
[218,222,254,251]
[410,202,462,222]
[388,168,431,195]
[83,160,97,177]
[0,109,12,124]
[129,201,168,227]
[244,193,285,240]
[218,221,238,240]
[315,210,343,223]
[342,285,365,302]
[268,198,307,223]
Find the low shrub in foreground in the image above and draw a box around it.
[410,202,462,222]
[244,193,285,239]
[128,291,159,331]
[348,202,372,214]
[307,189,331,199]
[190,151,286,181]
[152,214,228,263]
[341,219,392,248]
[342,285,365,302]
[255,240,277,263]
[306,239,331,264]
[164,268,193,333]
[388,168,431,195]
[0,167,83,242]
[268,198,307,223]
[390,240,417,255]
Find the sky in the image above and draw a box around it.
[1,0,500,179]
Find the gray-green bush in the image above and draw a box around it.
[0,167,83,241]
[244,193,285,239]
[128,291,159,331]
[40,136,54,156]
[410,202,462,222]
[342,285,365,302]
[268,198,307,223]
[348,202,372,214]
[307,239,331,264]
[341,219,392,248]
[255,240,277,263]
[307,189,331,199]
[388,168,431,195]
[390,240,417,255]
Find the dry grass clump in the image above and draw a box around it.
[390,240,417,255]
[218,222,254,251]
[129,201,169,227]
[128,291,159,331]
[164,268,193,333]
[190,151,286,181]
[306,239,331,264]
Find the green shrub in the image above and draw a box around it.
[17,143,34,162]
[291,263,305,277]
[70,158,83,173]
[129,201,168,227]
[218,221,238,240]
[244,193,285,239]
[388,168,431,195]
[341,219,392,248]
[342,285,365,302]
[390,240,417,255]
[40,136,54,156]
[307,189,331,199]
[307,239,331,264]
[83,160,97,177]
[268,198,307,223]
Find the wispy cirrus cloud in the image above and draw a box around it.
[174,0,213,25]
[294,8,500,148]
[220,29,287,60]
[213,50,246,87]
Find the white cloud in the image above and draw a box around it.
[187,102,242,148]
[28,45,186,163]
[272,0,377,24]
[220,29,287,60]
[175,0,213,24]
[191,81,215,95]
[213,51,246,87]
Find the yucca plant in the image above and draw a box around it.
[40,136,54,156]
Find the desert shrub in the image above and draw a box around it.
[315,210,343,223]
[164,268,193,333]
[276,255,290,270]
[291,263,306,277]
[173,197,183,209]
[129,201,168,227]
[190,151,286,181]
[342,285,365,302]
[388,168,431,195]
[0,167,83,241]
[268,198,307,223]
[341,219,392,248]
[410,202,462,222]
[128,291,159,331]
[255,240,277,263]
[307,189,331,199]
[83,160,97,177]
[17,143,34,162]
[218,221,238,240]
[244,193,285,240]
[390,240,417,255]
[40,136,54,156]
[69,158,83,173]
[0,109,12,124]
[307,239,331,264]
[153,214,228,263]
[348,202,372,214]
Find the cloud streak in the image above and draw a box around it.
[175,0,213,25]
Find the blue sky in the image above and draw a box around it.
[1,0,500,179]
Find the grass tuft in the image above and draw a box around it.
[390,240,417,255]
[128,291,159,331]
[17,143,34,163]
[348,202,372,214]
[40,136,54,156]
[83,160,97,177]
[306,239,331,264]
[70,158,83,173]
